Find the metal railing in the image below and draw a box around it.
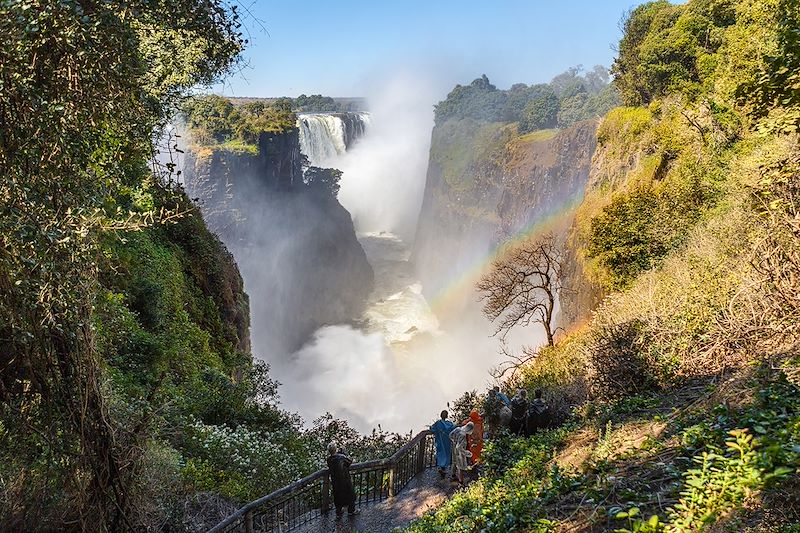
[209,430,437,533]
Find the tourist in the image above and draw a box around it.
[449,421,474,485]
[526,389,549,436]
[493,385,511,407]
[326,442,358,518]
[461,410,484,464]
[510,389,528,436]
[430,410,456,479]
[483,389,504,437]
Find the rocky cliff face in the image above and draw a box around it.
[413,119,599,327]
[182,128,374,358]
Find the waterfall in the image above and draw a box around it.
[297,112,371,166]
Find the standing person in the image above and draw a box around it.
[449,421,474,485]
[461,410,484,464]
[526,389,549,436]
[430,410,456,479]
[494,385,511,407]
[326,442,358,518]
[510,389,528,436]
[483,388,503,438]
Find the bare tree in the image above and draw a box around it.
[489,343,540,380]
[477,232,565,346]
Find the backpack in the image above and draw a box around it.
[526,399,549,432]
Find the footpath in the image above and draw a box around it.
[294,468,460,533]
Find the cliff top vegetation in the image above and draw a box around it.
[434,66,619,132]
[182,94,297,151]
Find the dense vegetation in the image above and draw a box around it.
[0,1,244,529]
[406,0,800,531]
[434,66,619,132]
[182,94,297,149]
[0,2,390,531]
[292,93,362,113]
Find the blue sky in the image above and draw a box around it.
[214,1,644,98]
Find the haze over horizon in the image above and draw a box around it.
[213,0,641,98]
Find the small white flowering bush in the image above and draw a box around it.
[182,418,315,501]
[180,413,411,503]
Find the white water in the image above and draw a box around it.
[297,112,371,166]
[278,232,505,433]
[278,73,521,433]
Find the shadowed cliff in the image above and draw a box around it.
[183,127,374,359]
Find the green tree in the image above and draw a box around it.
[520,86,560,132]
[612,0,737,106]
[185,94,236,142]
[304,166,343,197]
[434,74,508,124]
[746,0,800,133]
[0,0,242,528]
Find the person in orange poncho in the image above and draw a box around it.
[461,410,484,464]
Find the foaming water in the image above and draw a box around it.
[277,232,509,433]
[358,232,439,344]
[276,71,532,433]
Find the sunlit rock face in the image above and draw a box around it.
[182,127,373,359]
[412,119,600,328]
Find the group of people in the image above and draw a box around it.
[429,387,550,487]
[429,409,484,485]
[485,386,549,438]
[325,386,550,517]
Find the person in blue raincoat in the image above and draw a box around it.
[429,410,455,478]
[494,385,511,407]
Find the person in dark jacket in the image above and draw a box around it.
[525,389,549,436]
[326,442,358,518]
[510,389,528,436]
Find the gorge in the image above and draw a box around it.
[181,83,601,433]
[8,2,800,530]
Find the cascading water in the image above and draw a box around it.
[278,88,510,433]
[297,112,371,166]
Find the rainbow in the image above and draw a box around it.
[427,190,585,318]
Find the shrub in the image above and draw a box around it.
[519,86,559,132]
[587,186,667,289]
[450,390,482,425]
[514,334,591,426]
[586,320,661,399]
[668,430,763,531]
[303,166,343,198]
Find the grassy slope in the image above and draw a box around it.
[404,116,800,528]
[406,369,798,533]
[404,1,800,529]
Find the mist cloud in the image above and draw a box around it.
[336,69,445,241]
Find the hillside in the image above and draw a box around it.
[0,6,388,532]
[404,0,800,531]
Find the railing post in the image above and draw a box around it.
[321,473,331,513]
[387,463,396,498]
[244,510,254,533]
[416,435,427,474]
